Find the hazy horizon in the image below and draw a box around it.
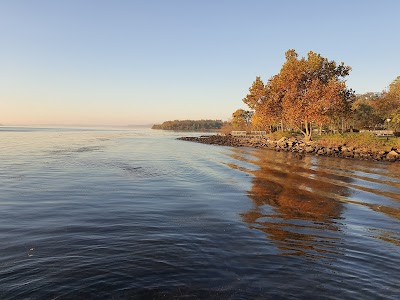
[2,0,400,126]
[0,123,153,127]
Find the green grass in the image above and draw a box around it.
[315,133,400,151]
[266,131,293,140]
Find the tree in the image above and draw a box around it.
[374,76,400,127]
[242,76,266,110]
[219,121,234,135]
[391,107,400,131]
[351,93,381,129]
[389,76,400,98]
[232,109,252,130]
[152,119,224,130]
[279,50,353,140]
[243,75,284,131]
[354,103,381,129]
[252,110,274,130]
[386,77,400,130]
[242,50,353,141]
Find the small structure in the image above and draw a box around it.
[360,130,394,137]
[231,131,247,137]
[251,131,267,137]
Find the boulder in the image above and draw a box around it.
[305,146,315,153]
[386,150,399,161]
[343,151,354,158]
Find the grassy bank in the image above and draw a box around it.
[314,133,400,151]
[259,131,400,151]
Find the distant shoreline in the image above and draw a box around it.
[152,120,224,131]
[152,128,220,132]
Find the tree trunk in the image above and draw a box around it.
[341,117,344,133]
[302,130,312,142]
[302,119,312,142]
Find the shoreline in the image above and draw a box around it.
[178,135,400,162]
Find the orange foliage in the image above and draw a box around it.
[242,50,354,141]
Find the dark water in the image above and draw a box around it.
[0,127,399,299]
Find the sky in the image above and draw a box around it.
[1,0,400,126]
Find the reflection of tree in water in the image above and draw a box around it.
[232,149,351,259]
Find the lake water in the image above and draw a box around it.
[0,127,399,299]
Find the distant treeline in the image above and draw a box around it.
[152,120,224,131]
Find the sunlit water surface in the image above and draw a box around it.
[0,127,399,299]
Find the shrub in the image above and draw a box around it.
[386,137,400,150]
[266,131,293,140]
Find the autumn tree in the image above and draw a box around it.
[252,110,273,130]
[219,121,234,135]
[389,76,400,97]
[279,50,353,140]
[390,107,400,131]
[243,50,354,141]
[374,76,400,129]
[242,76,266,110]
[351,93,381,129]
[232,109,252,130]
[243,76,283,131]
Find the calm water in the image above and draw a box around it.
[0,127,399,299]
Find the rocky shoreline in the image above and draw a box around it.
[177,135,400,162]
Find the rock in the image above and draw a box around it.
[343,151,354,158]
[386,150,399,161]
[305,146,315,153]
[278,137,288,143]
[177,135,398,163]
[373,152,384,160]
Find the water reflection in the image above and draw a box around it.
[228,149,350,259]
[227,148,400,256]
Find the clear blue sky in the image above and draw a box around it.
[1,0,399,125]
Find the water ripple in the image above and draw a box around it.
[0,128,399,299]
